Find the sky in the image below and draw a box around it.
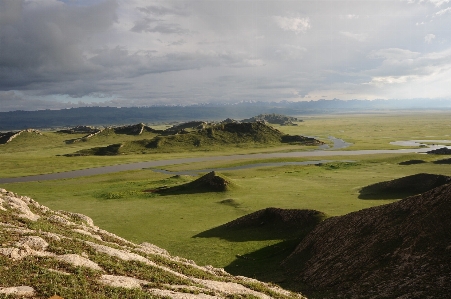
[1,0,451,111]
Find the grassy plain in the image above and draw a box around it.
[2,112,451,282]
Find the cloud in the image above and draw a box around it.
[340,31,367,42]
[0,0,118,93]
[273,16,311,34]
[436,6,451,14]
[0,0,22,25]
[368,48,421,60]
[425,33,436,43]
[131,18,190,34]
[131,4,190,34]
[365,47,451,87]
[137,5,189,16]
[429,0,450,6]
[274,44,307,60]
[1,0,451,110]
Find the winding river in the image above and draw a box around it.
[0,138,449,184]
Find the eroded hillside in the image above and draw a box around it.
[0,189,305,299]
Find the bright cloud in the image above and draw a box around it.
[436,7,451,14]
[425,33,436,43]
[340,31,368,42]
[273,16,311,34]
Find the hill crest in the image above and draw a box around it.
[282,182,451,298]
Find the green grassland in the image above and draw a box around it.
[2,112,451,284]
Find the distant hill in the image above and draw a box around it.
[242,113,300,125]
[67,122,323,156]
[62,123,161,144]
[2,98,450,130]
[281,181,451,298]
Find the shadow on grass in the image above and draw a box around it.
[225,239,301,284]
[193,208,325,242]
[193,208,325,285]
[398,159,426,165]
[433,158,451,164]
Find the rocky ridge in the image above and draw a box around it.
[0,129,42,145]
[282,182,451,298]
[0,188,305,299]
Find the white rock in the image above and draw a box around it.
[56,254,103,271]
[148,289,220,299]
[0,286,35,296]
[3,195,40,221]
[194,279,272,299]
[86,241,151,264]
[48,214,73,225]
[98,275,145,289]
[15,236,48,251]
[73,228,102,240]
[139,242,169,256]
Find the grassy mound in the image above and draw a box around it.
[155,171,236,194]
[358,173,451,199]
[0,130,43,145]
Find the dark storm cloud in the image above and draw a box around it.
[0,0,450,111]
[0,0,118,94]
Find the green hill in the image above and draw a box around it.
[152,171,237,195]
[68,122,322,156]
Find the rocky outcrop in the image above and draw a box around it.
[282,183,451,299]
[0,188,304,298]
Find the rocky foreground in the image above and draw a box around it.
[0,188,305,299]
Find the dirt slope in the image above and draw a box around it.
[282,183,451,299]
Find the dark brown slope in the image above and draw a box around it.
[359,173,451,199]
[282,183,451,299]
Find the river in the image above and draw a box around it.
[0,138,447,184]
